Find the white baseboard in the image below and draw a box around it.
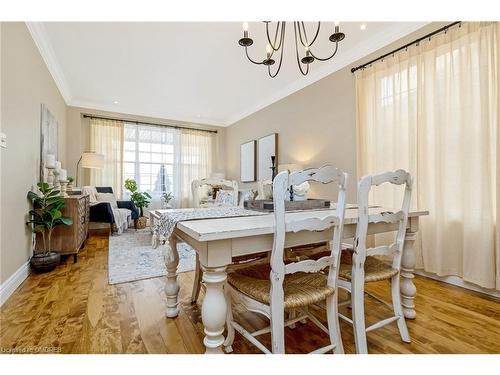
[415,270,500,299]
[0,261,30,306]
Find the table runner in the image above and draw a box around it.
[151,206,267,248]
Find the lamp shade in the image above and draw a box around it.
[81,152,104,169]
[278,163,303,173]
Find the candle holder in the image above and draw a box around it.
[46,166,56,187]
[59,180,69,197]
[53,169,61,190]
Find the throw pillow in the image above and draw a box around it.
[215,190,235,205]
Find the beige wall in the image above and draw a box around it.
[225,23,445,203]
[0,23,68,284]
[66,106,226,188]
[0,21,444,285]
[225,66,358,201]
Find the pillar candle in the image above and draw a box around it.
[55,161,62,172]
[59,169,67,181]
[46,154,56,168]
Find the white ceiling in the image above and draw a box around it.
[27,22,427,126]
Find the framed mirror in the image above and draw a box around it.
[257,133,278,180]
[39,104,59,182]
[240,140,256,182]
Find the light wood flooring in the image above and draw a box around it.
[1,234,499,354]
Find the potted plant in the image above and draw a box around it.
[124,178,151,229]
[161,191,174,209]
[26,182,73,272]
[67,176,74,191]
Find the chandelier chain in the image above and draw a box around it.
[293,22,310,76]
[265,21,284,51]
[268,23,286,78]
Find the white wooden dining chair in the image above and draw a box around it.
[190,177,239,303]
[337,169,412,354]
[191,178,238,208]
[223,165,348,354]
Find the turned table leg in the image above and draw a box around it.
[201,265,228,354]
[400,229,417,319]
[165,235,180,318]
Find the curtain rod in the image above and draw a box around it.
[351,21,461,73]
[82,114,218,134]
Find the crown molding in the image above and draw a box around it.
[26,22,73,104]
[26,21,428,128]
[224,22,429,126]
[68,98,226,128]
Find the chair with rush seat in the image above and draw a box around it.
[337,169,413,354]
[224,165,348,354]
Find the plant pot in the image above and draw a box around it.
[136,216,147,229]
[30,251,61,273]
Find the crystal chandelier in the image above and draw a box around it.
[238,21,345,78]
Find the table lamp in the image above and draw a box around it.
[76,151,104,186]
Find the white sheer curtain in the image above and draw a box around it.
[89,118,124,198]
[178,129,214,208]
[356,22,499,290]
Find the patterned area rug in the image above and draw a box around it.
[108,228,196,285]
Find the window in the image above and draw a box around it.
[123,122,213,208]
[124,123,177,196]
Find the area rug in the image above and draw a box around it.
[108,228,196,285]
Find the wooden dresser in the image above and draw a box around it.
[38,195,90,262]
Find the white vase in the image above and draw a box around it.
[161,200,173,209]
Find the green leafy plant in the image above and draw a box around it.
[124,178,151,217]
[67,176,74,183]
[27,182,73,256]
[162,191,173,203]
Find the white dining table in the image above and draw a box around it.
[153,206,428,353]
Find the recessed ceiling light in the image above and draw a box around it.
[360,24,367,31]
[113,100,119,104]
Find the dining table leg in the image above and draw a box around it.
[165,235,180,318]
[400,227,417,319]
[201,265,228,354]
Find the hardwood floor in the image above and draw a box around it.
[1,234,499,354]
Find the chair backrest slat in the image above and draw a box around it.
[368,211,404,224]
[284,255,334,275]
[366,243,397,257]
[286,215,339,233]
[289,165,346,187]
[370,169,410,186]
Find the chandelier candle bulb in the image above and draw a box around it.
[266,44,271,58]
[243,22,248,38]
